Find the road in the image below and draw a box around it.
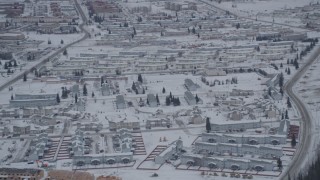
[282,46,320,179]
[0,0,89,92]
[198,0,313,31]
[197,1,320,179]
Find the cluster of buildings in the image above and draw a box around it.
[112,129,135,153]
[73,129,134,167]
[28,133,52,161]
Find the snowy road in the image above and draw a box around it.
[282,46,320,179]
[0,0,90,92]
[198,0,314,31]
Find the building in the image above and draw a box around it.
[204,68,227,76]
[146,118,171,129]
[28,133,51,161]
[109,121,140,131]
[0,168,43,180]
[147,94,158,107]
[73,152,133,167]
[184,91,196,105]
[0,33,25,40]
[10,99,57,108]
[195,142,283,159]
[278,119,290,136]
[184,79,199,91]
[116,95,126,109]
[155,139,183,164]
[230,89,254,96]
[189,114,204,124]
[201,133,286,145]
[10,93,58,108]
[228,111,243,121]
[180,154,275,171]
[210,120,262,132]
[101,83,111,96]
[69,129,91,156]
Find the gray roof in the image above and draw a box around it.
[116,95,125,104]
[185,79,196,87]
[147,94,157,103]
[184,91,195,100]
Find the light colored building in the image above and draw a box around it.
[146,118,171,129]
[210,120,262,132]
[109,121,140,131]
[195,142,283,159]
[201,133,286,145]
[73,152,133,167]
[180,154,275,171]
[155,139,183,164]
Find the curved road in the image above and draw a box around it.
[282,46,320,179]
[198,0,314,31]
[0,0,89,92]
[197,1,319,179]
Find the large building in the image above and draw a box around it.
[195,142,283,159]
[180,154,275,171]
[10,93,57,108]
[210,120,262,132]
[201,133,287,145]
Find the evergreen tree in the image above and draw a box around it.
[268,87,272,97]
[206,117,211,133]
[11,94,13,100]
[166,96,171,106]
[13,61,17,67]
[132,82,136,90]
[277,158,282,169]
[92,92,95,98]
[63,49,68,56]
[195,94,200,103]
[156,94,159,105]
[287,97,292,108]
[23,73,27,82]
[287,67,291,75]
[60,39,64,44]
[101,77,104,86]
[291,134,297,147]
[287,59,289,64]
[280,63,283,68]
[75,93,78,103]
[138,74,143,83]
[279,72,284,87]
[169,92,172,99]
[280,87,283,96]
[56,93,60,103]
[83,84,88,96]
[281,113,284,120]
[48,39,51,44]
[162,87,166,94]
[285,110,289,119]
